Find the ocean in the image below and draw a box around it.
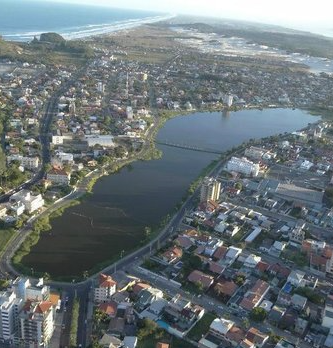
[0,0,171,42]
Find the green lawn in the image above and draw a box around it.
[0,228,16,255]
[187,312,217,341]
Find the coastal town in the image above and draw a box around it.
[0,19,333,348]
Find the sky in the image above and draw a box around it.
[44,0,333,36]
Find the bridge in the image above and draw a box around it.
[155,140,223,155]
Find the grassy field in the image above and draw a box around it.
[187,312,217,341]
[0,228,16,256]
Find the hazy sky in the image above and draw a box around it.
[46,0,333,35]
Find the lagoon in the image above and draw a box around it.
[22,108,318,278]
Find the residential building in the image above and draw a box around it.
[18,300,54,348]
[47,168,71,185]
[11,277,50,302]
[322,295,333,330]
[245,327,269,347]
[239,280,270,311]
[200,177,221,203]
[187,270,214,290]
[9,190,44,214]
[162,295,205,337]
[94,274,117,303]
[245,147,265,160]
[209,318,234,339]
[161,246,183,264]
[7,155,39,170]
[226,157,260,177]
[126,106,134,120]
[85,134,114,147]
[0,291,22,342]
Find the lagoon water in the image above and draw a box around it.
[22,109,318,277]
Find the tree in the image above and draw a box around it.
[137,319,158,340]
[249,307,267,322]
[194,281,204,293]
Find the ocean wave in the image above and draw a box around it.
[2,14,175,42]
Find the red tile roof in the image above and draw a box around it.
[99,273,117,288]
[214,279,238,297]
[35,301,53,314]
[99,301,117,316]
[188,270,214,289]
[213,246,228,260]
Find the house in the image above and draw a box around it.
[47,168,71,185]
[175,236,194,250]
[161,246,182,264]
[98,301,118,317]
[208,261,225,275]
[291,294,307,311]
[213,246,228,261]
[268,306,286,325]
[187,270,214,290]
[135,288,163,313]
[209,318,234,339]
[244,254,261,268]
[239,339,255,348]
[132,282,151,297]
[123,336,137,348]
[162,295,205,337]
[223,246,242,265]
[214,279,238,303]
[246,327,269,347]
[226,325,245,346]
[99,333,122,348]
[94,274,117,303]
[287,270,305,287]
[204,238,223,257]
[270,241,287,256]
[156,343,169,348]
[239,280,270,312]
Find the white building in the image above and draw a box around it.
[11,278,50,302]
[85,135,114,147]
[223,94,233,108]
[226,157,260,177]
[126,106,134,120]
[209,318,234,338]
[244,254,261,268]
[47,168,71,185]
[9,190,44,214]
[7,155,39,170]
[0,291,22,341]
[94,274,117,303]
[97,81,105,93]
[51,135,64,145]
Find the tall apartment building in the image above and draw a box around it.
[11,277,50,302]
[18,300,54,347]
[0,278,53,346]
[94,274,117,303]
[200,177,221,203]
[0,291,22,341]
